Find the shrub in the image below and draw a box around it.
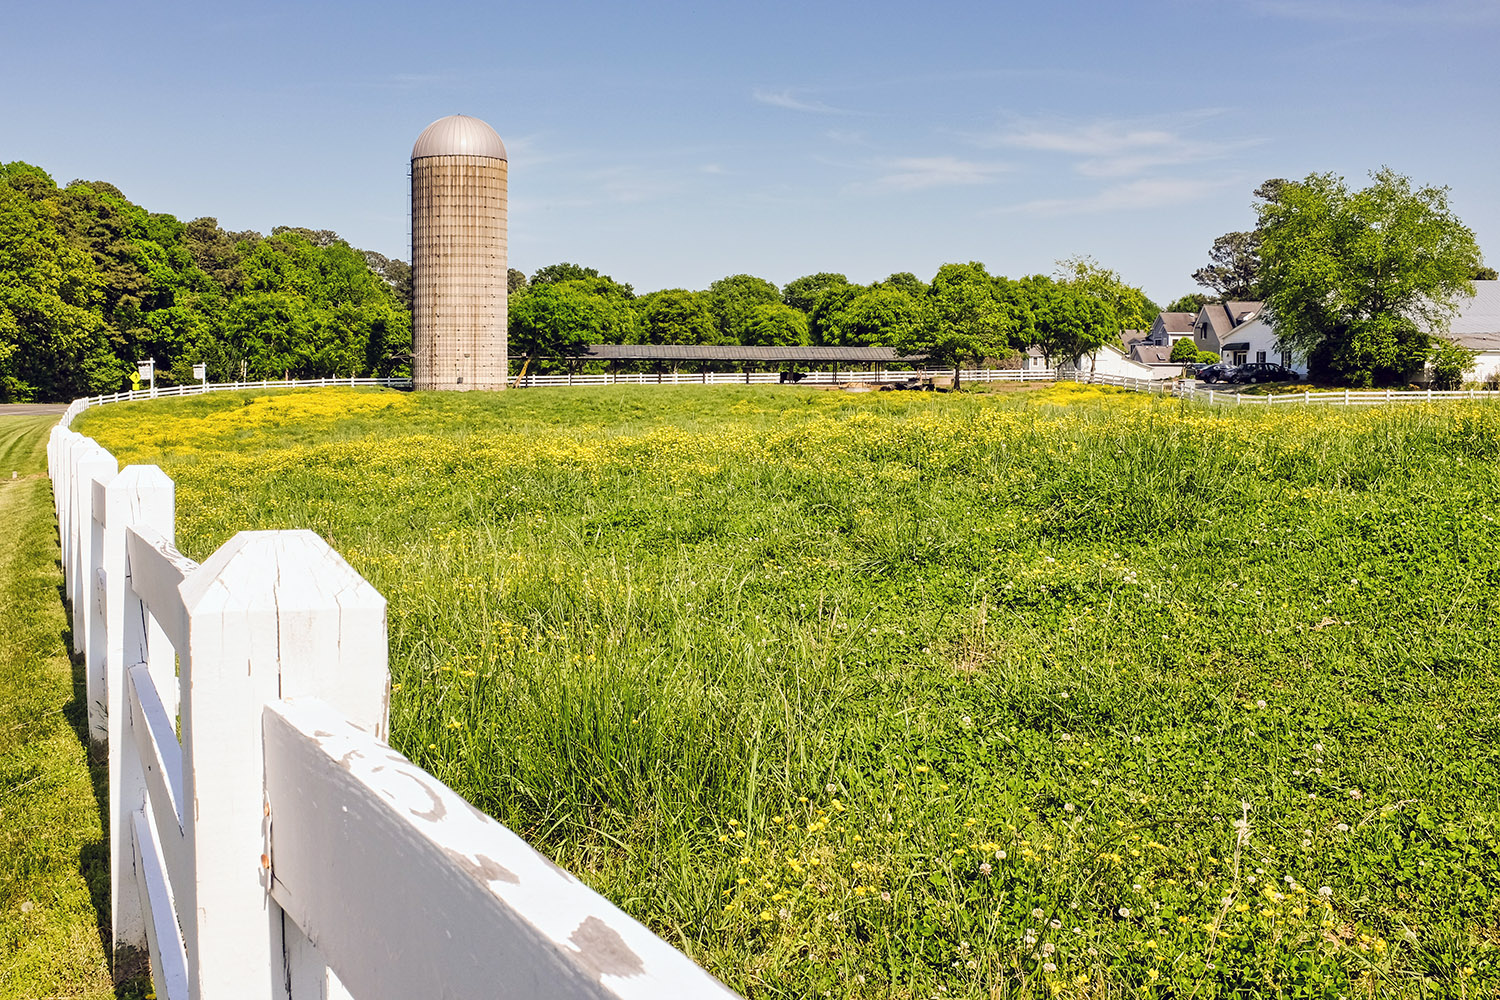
[1429,339,1477,390]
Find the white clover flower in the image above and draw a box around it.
[1032,907,1045,919]
[1118,906,1131,918]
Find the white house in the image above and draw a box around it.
[1190,300,1306,373]
[1145,312,1197,348]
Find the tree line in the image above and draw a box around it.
[0,161,411,402]
[509,256,1161,385]
[8,156,1487,400]
[0,158,1162,400]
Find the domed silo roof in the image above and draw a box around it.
[411,115,507,161]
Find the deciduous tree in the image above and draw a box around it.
[1257,168,1483,386]
[899,263,1023,388]
[1054,255,1159,334]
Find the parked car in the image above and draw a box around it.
[1195,362,1237,384]
[1229,363,1298,384]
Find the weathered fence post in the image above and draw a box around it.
[177,530,387,999]
[102,465,176,963]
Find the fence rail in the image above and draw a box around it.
[71,376,413,408]
[1068,369,1500,405]
[48,405,737,999]
[62,368,1058,405]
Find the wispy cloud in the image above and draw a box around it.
[752,88,849,114]
[977,111,1253,178]
[825,129,871,146]
[1242,0,1500,22]
[999,176,1242,216]
[850,156,1010,194]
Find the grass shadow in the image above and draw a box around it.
[56,581,153,998]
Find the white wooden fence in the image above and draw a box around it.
[518,367,1056,387]
[1069,369,1500,405]
[48,401,738,1000]
[70,376,413,408]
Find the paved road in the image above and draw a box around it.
[0,403,67,416]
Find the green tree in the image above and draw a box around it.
[0,175,115,400]
[877,271,926,296]
[509,278,638,363]
[1257,168,1484,386]
[1169,337,1199,363]
[807,281,863,346]
[741,302,810,347]
[708,274,780,344]
[821,286,931,348]
[1054,255,1159,334]
[900,262,1023,388]
[637,289,717,345]
[782,272,849,315]
[1018,275,1114,367]
[1191,231,1261,299]
[530,262,634,297]
[1429,339,1477,390]
[1166,293,1212,314]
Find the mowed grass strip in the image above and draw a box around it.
[0,415,118,999]
[76,384,1500,998]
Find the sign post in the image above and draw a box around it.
[137,359,156,397]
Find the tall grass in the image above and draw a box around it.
[78,384,1500,998]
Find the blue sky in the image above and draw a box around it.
[4,0,1497,304]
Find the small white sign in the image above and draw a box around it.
[192,364,207,380]
[138,363,153,381]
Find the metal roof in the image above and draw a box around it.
[573,344,922,363]
[412,115,507,160]
[1447,280,1500,338]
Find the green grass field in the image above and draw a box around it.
[74,384,1500,998]
[0,415,120,999]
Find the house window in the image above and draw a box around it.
[1234,351,1248,365]
[1281,350,1293,368]
[1256,351,1266,364]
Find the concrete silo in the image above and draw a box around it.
[410,114,508,390]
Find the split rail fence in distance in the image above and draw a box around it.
[48,394,738,1000]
